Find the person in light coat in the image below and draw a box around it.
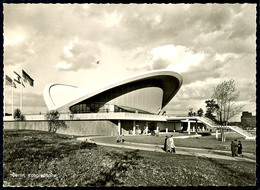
[169,135,176,153]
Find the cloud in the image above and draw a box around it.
[56,37,102,71]
[23,93,46,107]
[4,90,46,109]
[4,37,35,66]
[127,45,205,72]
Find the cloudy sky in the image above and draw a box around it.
[3,4,256,121]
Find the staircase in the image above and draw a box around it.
[195,116,256,140]
[195,116,220,128]
[227,125,256,140]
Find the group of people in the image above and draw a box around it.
[164,135,176,153]
[231,139,243,157]
[117,133,125,143]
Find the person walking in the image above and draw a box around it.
[238,141,243,157]
[169,135,176,153]
[116,132,121,143]
[164,136,168,152]
[234,139,238,156]
[231,141,235,157]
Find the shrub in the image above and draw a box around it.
[14,108,26,121]
[45,111,68,133]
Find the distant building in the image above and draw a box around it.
[241,111,256,129]
[228,121,242,127]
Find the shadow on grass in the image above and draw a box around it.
[89,150,144,187]
[4,130,98,163]
[207,157,255,182]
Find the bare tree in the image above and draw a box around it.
[212,79,244,141]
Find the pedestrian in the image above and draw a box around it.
[164,136,168,151]
[234,139,238,156]
[231,141,235,157]
[166,136,171,152]
[238,141,243,157]
[116,132,121,143]
[169,135,176,153]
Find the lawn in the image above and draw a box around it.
[3,130,256,187]
[122,133,256,154]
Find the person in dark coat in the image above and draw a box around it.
[164,136,168,152]
[234,139,238,156]
[231,141,235,157]
[238,141,242,156]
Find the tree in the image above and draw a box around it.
[212,79,244,126]
[188,107,194,116]
[212,79,244,141]
[205,99,219,122]
[14,108,26,121]
[197,108,204,117]
[45,111,68,133]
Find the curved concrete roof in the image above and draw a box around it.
[43,69,183,111]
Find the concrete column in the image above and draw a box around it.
[216,129,218,139]
[192,126,195,132]
[195,120,198,134]
[156,126,159,132]
[202,126,205,131]
[187,121,191,135]
[133,121,136,135]
[166,128,168,133]
[118,120,121,135]
[145,121,148,134]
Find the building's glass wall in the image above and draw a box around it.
[70,87,163,114]
[107,87,163,113]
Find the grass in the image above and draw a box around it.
[3,130,256,187]
[121,133,256,154]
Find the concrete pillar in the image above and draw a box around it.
[216,129,218,139]
[156,126,159,132]
[133,121,136,135]
[202,126,205,131]
[192,126,195,132]
[187,121,191,135]
[166,128,168,133]
[195,120,198,134]
[145,121,148,134]
[118,120,121,135]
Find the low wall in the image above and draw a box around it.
[4,120,118,136]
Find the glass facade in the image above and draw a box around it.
[70,87,163,114]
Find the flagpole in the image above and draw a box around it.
[3,68,6,118]
[12,69,15,118]
[12,80,14,118]
[20,70,23,113]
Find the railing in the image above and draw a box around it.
[227,125,256,139]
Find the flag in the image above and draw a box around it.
[6,75,17,88]
[5,75,12,86]
[13,71,21,84]
[22,70,34,87]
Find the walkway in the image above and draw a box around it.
[77,136,255,163]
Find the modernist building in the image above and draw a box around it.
[43,70,202,135]
[44,70,182,114]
